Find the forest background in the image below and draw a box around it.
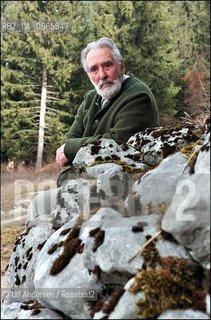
[1,0,210,168]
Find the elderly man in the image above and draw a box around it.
[27,37,159,220]
[56,37,159,186]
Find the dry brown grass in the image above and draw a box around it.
[159,115,181,127]
[1,162,60,212]
[179,110,210,128]
[1,223,26,278]
[1,162,60,282]
[1,162,60,183]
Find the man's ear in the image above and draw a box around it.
[121,60,126,74]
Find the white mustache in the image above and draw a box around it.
[99,80,114,89]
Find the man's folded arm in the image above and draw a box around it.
[64,94,159,163]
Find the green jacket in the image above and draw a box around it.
[64,75,159,163]
[57,75,159,187]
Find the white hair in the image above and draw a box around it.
[81,37,122,73]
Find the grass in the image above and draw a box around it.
[1,162,60,281]
[1,223,26,278]
[1,162,59,213]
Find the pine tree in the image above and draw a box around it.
[174,1,210,116]
[1,1,209,165]
[1,1,85,165]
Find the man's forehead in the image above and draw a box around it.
[86,47,114,65]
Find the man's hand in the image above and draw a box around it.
[56,144,70,167]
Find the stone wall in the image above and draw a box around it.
[2,123,210,319]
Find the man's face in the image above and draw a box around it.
[86,47,125,100]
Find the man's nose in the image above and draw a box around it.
[98,67,107,79]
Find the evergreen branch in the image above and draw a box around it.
[47,91,60,95]
[46,97,60,101]
[2,100,39,105]
[4,84,41,87]
[29,106,65,113]
[11,129,37,137]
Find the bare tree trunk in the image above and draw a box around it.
[36,69,47,169]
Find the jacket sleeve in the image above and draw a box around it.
[64,92,159,163]
[63,95,101,162]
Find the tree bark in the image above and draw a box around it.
[36,69,47,169]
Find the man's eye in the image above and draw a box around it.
[90,67,98,73]
[104,63,113,68]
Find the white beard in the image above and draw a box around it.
[91,76,123,100]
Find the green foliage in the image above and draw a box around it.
[1,0,210,165]
[1,1,86,164]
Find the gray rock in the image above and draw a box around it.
[34,217,101,318]
[162,172,210,268]
[206,293,210,316]
[52,178,97,228]
[194,132,210,174]
[93,278,144,319]
[127,125,200,166]
[96,165,127,213]
[82,208,161,275]
[1,300,63,319]
[4,125,209,319]
[73,138,146,171]
[82,208,189,275]
[6,221,53,292]
[157,309,210,319]
[86,163,123,179]
[132,152,188,211]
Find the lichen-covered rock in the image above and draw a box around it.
[95,164,128,214]
[82,208,189,275]
[1,300,63,319]
[127,124,202,166]
[127,257,206,319]
[86,163,123,179]
[3,122,210,320]
[34,216,102,318]
[89,237,204,319]
[73,138,146,171]
[92,279,141,319]
[105,279,144,319]
[52,178,97,229]
[192,132,210,174]
[157,309,210,319]
[6,221,54,291]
